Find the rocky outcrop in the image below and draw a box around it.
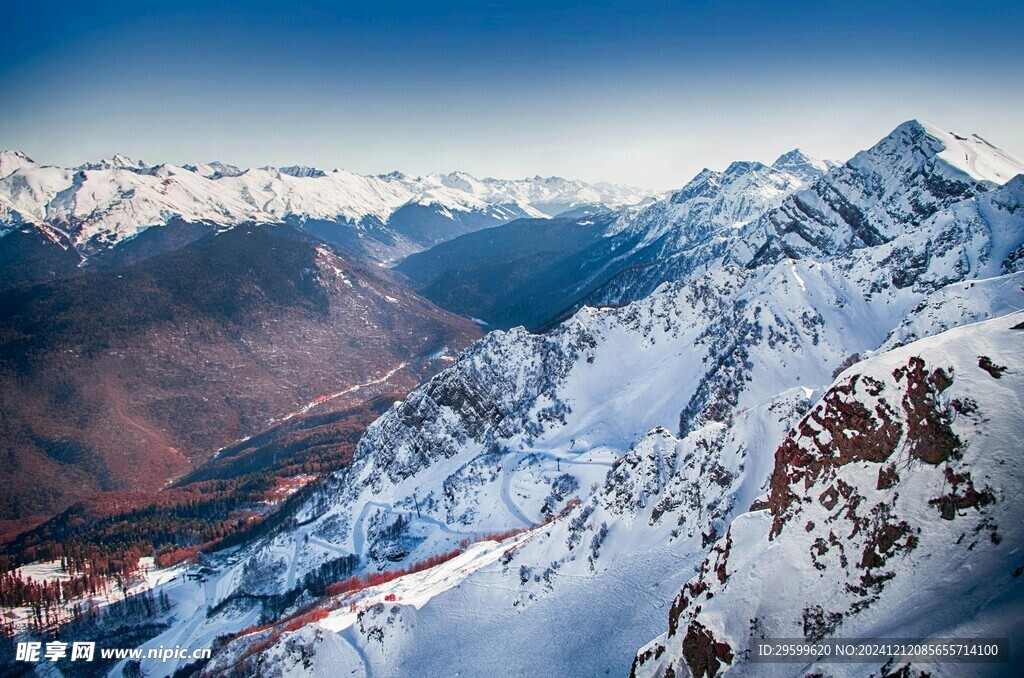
[634,314,1024,677]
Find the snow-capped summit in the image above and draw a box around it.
[772,147,835,184]
[847,119,1023,189]
[735,119,1024,267]
[75,152,150,172]
[0,150,38,180]
[881,119,1024,184]
[274,165,328,178]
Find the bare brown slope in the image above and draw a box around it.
[0,224,481,524]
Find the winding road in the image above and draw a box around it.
[313,445,616,568]
[499,447,616,528]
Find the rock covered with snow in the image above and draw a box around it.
[632,313,1024,677]
[736,120,1024,267]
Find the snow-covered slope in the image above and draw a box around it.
[188,279,1020,677]
[579,149,832,308]
[632,312,1024,677]
[0,155,655,265]
[0,150,38,180]
[399,147,833,330]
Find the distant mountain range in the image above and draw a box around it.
[397,148,835,329]
[0,151,656,289]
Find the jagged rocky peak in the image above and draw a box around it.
[435,170,485,193]
[181,161,245,178]
[722,159,768,177]
[276,165,328,178]
[851,118,1024,188]
[75,152,150,171]
[736,119,1024,268]
[669,152,827,208]
[667,168,720,204]
[772,147,834,184]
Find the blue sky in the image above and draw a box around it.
[2,1,1021,188]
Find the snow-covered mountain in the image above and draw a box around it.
[0,153,655,274]
[0,150,38,181]
[734,120,1024,267]
[403,121,1024,333]
[589,120,1024,309]
[8,121,1015,675]
[633,312,1024,678]
[582,148,837,308]
[93,122,1024,676]
[398,147,833,329]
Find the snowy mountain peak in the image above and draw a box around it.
[275,165,328,178]
[182,161,245,178]
[0,150,38,180]
[858,119,1024,186]
[722,160,767,177]
[0,149,34,163]
[771,148,833,183]
[76,152,150,171]
[665,153,821,210]
[729,120,1024,268]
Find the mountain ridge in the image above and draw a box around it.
[0,152,656,275]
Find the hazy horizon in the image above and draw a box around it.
[3,1,1023,190]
